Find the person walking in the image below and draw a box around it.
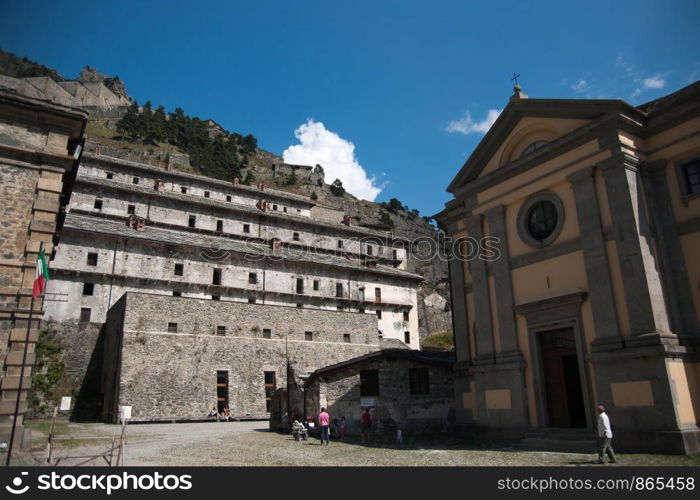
[360,408,372,443]
[318,407,331,445]
[597,405,616,464]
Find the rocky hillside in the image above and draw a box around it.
[0,52,452,342]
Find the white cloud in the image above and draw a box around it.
[445,109,502,135]
[642,75,666,89]
[282,119,382,201]
[572,79,590,93]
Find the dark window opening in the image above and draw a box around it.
[403,311,410,322]
[87,252,98,266]
[217,325,226,336]
[359,307,365,313]
[293,232,300,241]
[305,331,313,341]
[168,322,178,333]
[216,220,224,232]
[243,223,250,233]
[296,303,303,308]
[213,269,222,285]
[313,280,320,291]
[82,283,94,296]
[337,305,344,311]
[262,328,272,339]
[94,199,103,210]
[409,368,430,395]
[106,172,114,180]
[174,263,183,276]
[173,291,181,297]
[378,330,383,338]
[181,186,187,194]
[404,331,411,344]
[188,215,196,228]
[376,310,382,319]
[248,297,256,303]
[226,195,232,202]
[283,207,287,213]
[367,245,373,256]
[393,249,398,260]
[360,370,379,396]
[337,240,343,249]
[79,308,91,323]
[249,272,258,284]
[296,278,304,294]
[264,371,276,412]
[127,204,136,215]
[336,282,344,297]
[683,161,700,195]
[343,334,351,343]
[527,200,558,242]
[375,288,381,302]
[211,295,220,300]
[217,371,229,414]
[273,204,278,211]
[521,140,549,157]
[132,177,139,185]
[204,191,210,198]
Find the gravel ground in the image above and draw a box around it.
[14,420,700,467]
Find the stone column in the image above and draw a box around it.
[447,245,471,362]
[567,166,621,345]
[483,205,520,355]
[465,214,495,360]
[599,153,671,337]
[640,161,699,336]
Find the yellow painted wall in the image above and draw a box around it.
[511,250,588,305]
[667,360,700,425]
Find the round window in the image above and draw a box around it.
[526,200,558,241]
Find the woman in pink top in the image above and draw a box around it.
[318,407,330,445]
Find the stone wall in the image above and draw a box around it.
[101,292,381,421]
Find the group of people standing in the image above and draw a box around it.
[282,408,373,445]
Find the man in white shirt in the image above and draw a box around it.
[597,405,617,464]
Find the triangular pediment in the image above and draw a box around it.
[446,98,642,194]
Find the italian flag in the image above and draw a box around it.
[32,249,50,298]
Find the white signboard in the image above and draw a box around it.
[120,406,132,420]
[360,397,377,409]
[59,397,72,411]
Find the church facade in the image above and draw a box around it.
[435,82,700,453]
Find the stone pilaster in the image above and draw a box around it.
[567,166,621,346]
[464,214,494,360]
[599,153,671,338]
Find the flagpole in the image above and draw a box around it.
[6,241,43,466]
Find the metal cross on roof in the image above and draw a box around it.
[511,72,521,86]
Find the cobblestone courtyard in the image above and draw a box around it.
[13,421,700,467]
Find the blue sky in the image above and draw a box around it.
[1,0,699,216]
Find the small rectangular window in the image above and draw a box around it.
[305,331,313,341]
[127,204,136,215]
[359,307,365,313]
[404,331,411,344]
[211,295,220,300]
[393,249,398,260]
[168,322,178,333]
[283,207,287,213]
[87,252,98,266]
[80,307,91,323]
[243,224,250,233]
[174,263,183,276]
[217,220,223,232]
[409,367,430,395]
[262,328,271,339]
[181,186,188,194]
[336,282,343,297]
[337,240,343,249]
[226,195,232,202]
[293,232,300,241]
[296,303,303,308]
[273,204,278,211]
[343,334,351,343]
[248,297,256,304]
[337,305,344,311]
[367,245,373,256]
[313,280,319,291]
[375,287,381,302]
[249,272,257,284]
[173,291,181,297]
[376,310,382,320]
[213,269,222,285]
[217,325,226,336]
[82,283,94,296]
[94,199,103,210]
[360,370,379,396]
[188,215,196,228]
[264,371,276,412]
[204,191,210,198]
[296,278,304,294]
[132,177,139,185]
[403,311,410,322]
[683,161,700,195]
[105,172,113,179]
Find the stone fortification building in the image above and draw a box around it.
[0,89,87,444]
[43,152,423,419]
